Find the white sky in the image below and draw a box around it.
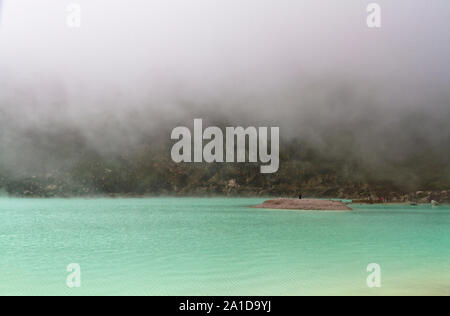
[0,0,449,117]
[0,1,448,80]
[0,1,449,168]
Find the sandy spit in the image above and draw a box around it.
[253,198,353,211]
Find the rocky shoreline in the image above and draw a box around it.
[1,184,449,204]
[1,173,449,203]
[337,190,450,204]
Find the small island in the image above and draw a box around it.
[253,198,353,211]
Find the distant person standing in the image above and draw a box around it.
[299,190,302,200]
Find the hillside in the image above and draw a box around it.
[1,136,448,202]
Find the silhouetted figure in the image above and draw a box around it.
[299,192,302,199]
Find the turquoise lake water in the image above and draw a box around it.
[0,198,448,296]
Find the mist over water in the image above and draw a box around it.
[0,1,449,190]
